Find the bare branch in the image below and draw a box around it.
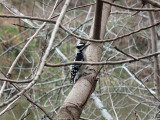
[45,51,160,67]
[102,0,160,11]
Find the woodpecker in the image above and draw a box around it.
[70,42,88,84]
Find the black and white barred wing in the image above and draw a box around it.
[70,64,82,83]
[70,53,84,83]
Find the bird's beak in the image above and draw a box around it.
[83,44,90,50]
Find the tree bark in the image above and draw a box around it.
[57,0,114,119]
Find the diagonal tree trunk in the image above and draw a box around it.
[57,0,114,119]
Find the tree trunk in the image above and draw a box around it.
[57,0,114,119]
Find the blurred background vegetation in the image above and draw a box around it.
[0,0,159,119]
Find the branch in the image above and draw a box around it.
[6,0,60,77]
[91,93,113,120]
[51,2,95,19]
[1,14,160,43]
[123,66,155,95]
[11,84,53,120]
[57,0,113,119]
[142,0,160,8]
[0,14,56,25]
[102,0,160,11]
[114,46,138,60]
[45,51,160,67]
[0,77,32,83]
[0,97,19,116]
[61,20,160,42]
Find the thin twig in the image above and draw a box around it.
[0,97,20,116]
[0,77,32,83]
[114,46,138,60]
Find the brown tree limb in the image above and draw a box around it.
[45,51,160,67]
[0,77,32,83]
[61,19,160,43]
[1,14,160,43]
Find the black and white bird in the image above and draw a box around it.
[70,42,88,84]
